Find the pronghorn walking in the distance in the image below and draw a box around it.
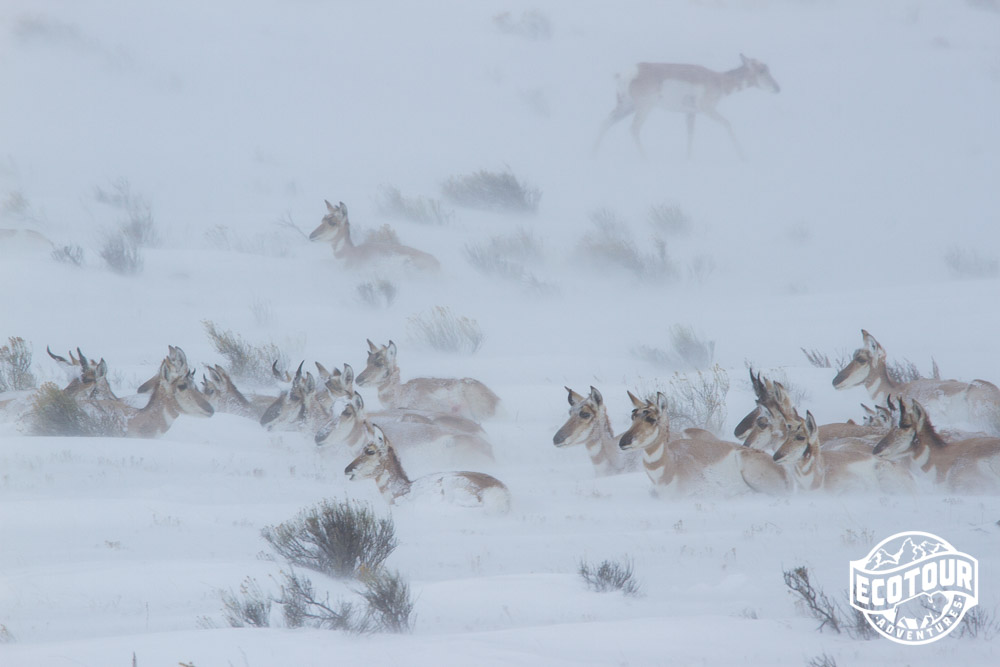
[594,54,780,159]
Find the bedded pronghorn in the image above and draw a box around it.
[833,330,1000,436]
[873,397,1000,493]
[201,365,276,420]
[594,54,780,159]
[553,386,640,476]
[356,340,500,422]
[316,391,494,466]
[125,353,215,438]
[618,391,789,496]
[47,347,118,401]
[345,424,511,513]
[309,200,440,272]
[259,362,330,432]
[771,411,912,494]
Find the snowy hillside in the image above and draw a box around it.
[1,1,999,665]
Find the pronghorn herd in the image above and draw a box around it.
[555,330,1000,496]
[6,329,998,511]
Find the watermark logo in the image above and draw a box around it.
[849,530,978,645]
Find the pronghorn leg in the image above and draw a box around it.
[685,113,696,159]
[630,106,652,158]
[704,109,745,159]
[593,105,633,155]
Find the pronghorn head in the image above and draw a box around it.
[309,200,350,244]
[345,423,391,480]
[741,403,793,452]
[861,402,895,429]
[772,411,818,465]
[873,397,929,459]
[619,391,670,451]
[739,54,780,94]
[356,340,396,386]
[165,365,215,418]
[201,364,250,410]
[323,363,355,399]
[260,362,316,430]
[316,391,365,447]
[48,346,114,400]
[833,329,886,390]
[553,386,606,448]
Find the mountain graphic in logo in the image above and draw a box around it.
[865,537,947,571]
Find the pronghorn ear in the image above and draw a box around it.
[343,363,354,386]
[367,339,378,352]
[96,359,108,378]
[627,390,645,409]
[372,423,385,445]
[565,386,584,406]
[740,53,749,65]
[655,392,669,414]
[910,399,926,424]
[315,361,330,379]
[353,391,364,410]
[861,403,875,416]
[804,410,817,434]
[338,202,348,215]
[386,341,397,361]
[325,199,336,212]
[589,386,603,405]
[861,329,882,356]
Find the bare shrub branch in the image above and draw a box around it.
[204,225,291,258]
[375,185,453,225]
[0,336,36,391]
[202,320,286,386]
[783,566,841,634]
[220,576,272,628]
[51,244,84,267]
[442,168,541,214]
[648,203,691,236]
[944,247,999,280]
[99,230,143,275]
[406,306,484,354]
[579,556,640,597]
[464,227,543,283]
[956,605,1000,640]
[261,499,398,579]
[578,208,676,281]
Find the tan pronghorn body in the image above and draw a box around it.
[873,398,1000,493]
[201,365,276,420]
[345,425,511,512]
[125,349,214,438]
[833,330,1000,436]
[259,363,331,432]
[316,392,494,465]
[594,55,780,158]
[618,391,788,496]
[553,386,640,476]
[356,340,500,422]
[770,411,911,494]
[734,370,878,455]
[309,201,439,272]
[47,347,118,402]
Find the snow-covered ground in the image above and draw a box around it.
[1,1,999,664]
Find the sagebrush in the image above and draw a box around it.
[261,498,398,579]
[0,336,36,392]
[203,320,286,386]
[493,10,552,40]
[220,576,272,628]
[375,185,453,225]
[632,324,715,370]
[578,208,675,281]
[464,227,543,282]
[25,382,126,437]
[356,279,398,308]
[407,306,484,354]
[579,556,640,597]
[944,247,999,280]
[442,168,541,214]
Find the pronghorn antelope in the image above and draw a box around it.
[201,365,276,420]
[594,54,780,159]
[345,424,511,512]
[618,391,789,496]
[873,397,1000,493]
[317,362,355,400]
[309,201,440,272]
[259,362,330,432]
[771,411,912,494]
[833,330,1000,436]
[316,391,494,466]
[553,386,640,476]
[356,340,500,422]
[125,348,215,438]
[47,347,118,401]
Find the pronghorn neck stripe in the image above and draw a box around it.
[866,367,898,403]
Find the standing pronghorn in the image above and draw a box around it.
[873,397,1000,493]
[345,424,511,512]
[833,330,1000,436]
[309,200,440,272]
[356,340,500,422]
[594,54,780,158]
[553,386,640,476]
[618,391,789,496]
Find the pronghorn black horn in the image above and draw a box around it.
[77,347,89,368]
[47,346,70,364]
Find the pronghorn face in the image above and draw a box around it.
[48,346,113,399]
[873,398,923,459]
[309,200,349,243]
[553,386,603,448]
[356,340,396,386]
[316,392,364,447]
[833,330,886,389]
[169,368,215,418]
[619,391,669,451]
[324,363,355,399]
[861,403,895,429]
[740,54,780,93]
[741,403,790,451]
[345,425,388,480]
[771,413,814,464]
[260,363,314,430]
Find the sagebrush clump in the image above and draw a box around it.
[406,306,484,354]
[202,320,286,386]
[442,168,541,214]
[579,556,641,597]
[0,336,36,392]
